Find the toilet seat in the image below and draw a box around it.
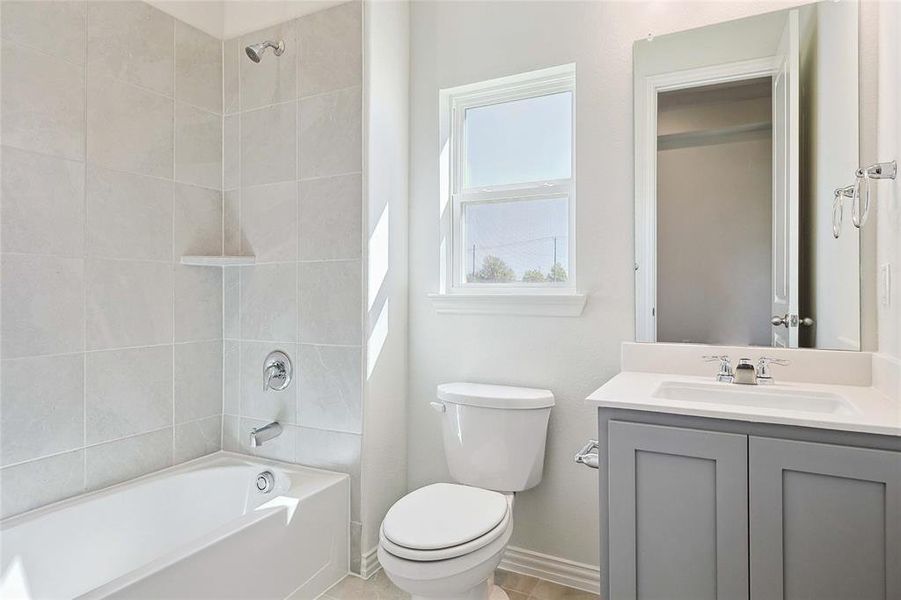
[380,483,512,562]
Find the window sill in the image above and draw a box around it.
[428,292,587,317]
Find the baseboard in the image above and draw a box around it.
[360,546,381,579]
[499,546,600,594]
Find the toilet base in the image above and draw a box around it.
[410,582,509,600]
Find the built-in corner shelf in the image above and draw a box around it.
[180,255,256,267]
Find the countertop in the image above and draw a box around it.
[587,371,901,437]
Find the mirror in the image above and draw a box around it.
[633,1,862,350]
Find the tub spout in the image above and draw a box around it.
[249,422,282,448]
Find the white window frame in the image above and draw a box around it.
[432,65,585,316]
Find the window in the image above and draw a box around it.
[439,65,579,314]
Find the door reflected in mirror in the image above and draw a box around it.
[634,1,861,350]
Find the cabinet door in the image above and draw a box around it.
[608,422,749,600]
[749,437,901,600]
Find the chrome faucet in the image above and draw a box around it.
[705,355,790,385]
[703,355,734,382]
[756,357,790,384]
[249,422,282,448]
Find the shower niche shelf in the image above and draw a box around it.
[180,255,256,267]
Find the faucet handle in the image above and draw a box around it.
[703,355,733,382]
[756,357,789,383]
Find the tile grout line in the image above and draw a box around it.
[82,0,89,494]
[171,17,178,465]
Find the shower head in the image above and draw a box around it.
[245,40,285,63]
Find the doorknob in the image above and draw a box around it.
[771,314,789,327]
[771,314,815,327]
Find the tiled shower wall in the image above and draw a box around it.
[218,1,365,571]
[0,1,224,518]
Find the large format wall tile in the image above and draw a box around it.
[175,341,223,423]
[87,75,174,179]
[173,184,222,257]
[295,427,361,520]
[224,189,241,255]
[85,428,172,491]
[297,1,362,98]
[86,259,173,350]
[241,182,298,262]
[1,41,85,161]
[297,344,362,434]
[86,165,173,261]
[240,342,297,424]
[242,102,296,186]
[240,263,298,342]
[1,0,87,64]
[1,354,84,466]
[175,102,222,189]
[1,146,85,257]
[86,346,173,444]
[87,0,174,96]
[1,255,84,359]
[175,22,222,114]
[298,173,362,260]
[224,267,241,339]
[224,341,241,415]
[175,266,223,343]
[223,38,240,115]
[298,86,362,179]
[298,260,362,345]
[240,21,296,111]
[0,450,85,519]
[224,115,240,190]
[174,416,221,463]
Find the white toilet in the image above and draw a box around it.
[378,382,554,600]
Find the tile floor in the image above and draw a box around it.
[322,569,600,600]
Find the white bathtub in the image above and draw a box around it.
[0,452,349,600]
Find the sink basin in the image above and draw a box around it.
[652,381,858,416]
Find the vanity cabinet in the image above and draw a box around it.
[749,437,901,600]
[608,422,749,600]
[600,411,901,600]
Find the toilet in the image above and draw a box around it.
[378,382,554,600]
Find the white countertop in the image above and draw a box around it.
[587,371,901,437]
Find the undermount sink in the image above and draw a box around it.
[652,381,859,416]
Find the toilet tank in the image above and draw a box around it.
[435,383,554,492]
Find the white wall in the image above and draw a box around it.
[876,1,901,360]
[360,0,410,574]
[408,0,804,567]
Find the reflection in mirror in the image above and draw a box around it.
[633,1,861,350]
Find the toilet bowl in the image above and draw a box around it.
[377,484,514,600]
[378,383,554,600]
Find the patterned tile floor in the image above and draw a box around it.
[323,569,600,600]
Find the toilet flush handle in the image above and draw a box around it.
[430,401,446,413]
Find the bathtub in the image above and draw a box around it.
[0,452,349,600]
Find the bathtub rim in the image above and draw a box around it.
[0,451,349,530]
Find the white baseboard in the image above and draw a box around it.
[360,546,381,579]
[361,544,599,594]
[499,546,600,594]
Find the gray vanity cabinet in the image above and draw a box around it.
[600,411,901,600]
[608,422,750,600]
[749,437,901,600]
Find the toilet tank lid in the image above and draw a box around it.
[437,382,555,409]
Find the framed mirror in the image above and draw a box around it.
[633,1,862,350]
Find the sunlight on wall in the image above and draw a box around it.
[367,204,391,379]
[1,556,31,600]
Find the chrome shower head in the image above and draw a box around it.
[245,40,285,63]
